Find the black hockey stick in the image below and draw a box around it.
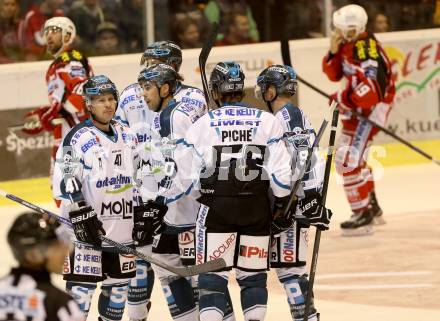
[303,107,339,321]
[280,39,440,166]
[0,189,226,277]
[199,22,219,108]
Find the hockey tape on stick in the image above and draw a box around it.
[199,22,219,109]
[280,39,440,167]
[0,189,226,277]
[303,107,340,321]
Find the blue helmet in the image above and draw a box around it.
[209,61,245,100]
[138,63,178,95]
[140,40,182,71]
[83,75,119,106]
[256,64,297,100]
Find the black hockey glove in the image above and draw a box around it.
[298,194,333,231]
[271,196,294,236]
[69,203,105,246]
[132,200,168,247]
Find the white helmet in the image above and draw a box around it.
[43,17,76,49]
[333,4,368,41]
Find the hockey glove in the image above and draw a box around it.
[69,203,105,246]
[21,106,50,135]
[40,102,62,131]
[132,200,168,247]
[298,194,333,231]
[271,196,294,236]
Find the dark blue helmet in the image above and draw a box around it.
[138,63,178,95]
[209,61,245,99]
[140,40,182,71]
[256,64,297,99]
[83,75,119,106]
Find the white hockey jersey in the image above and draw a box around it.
[152,98,206,232]
[160,103,293,202]
[274,103,325,197]
[114,81,207,232]
[115,81,206,130]
[52,119,139,246]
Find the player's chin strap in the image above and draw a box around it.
[0,189,226,277]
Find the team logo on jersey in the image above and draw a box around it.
[285,127,310,149]
[95,174,133,194]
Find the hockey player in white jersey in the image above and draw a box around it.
[52,75,142,321]
[151,61,295,321]
[127,63,203,321]
[114,41,208,321]
[255,64,333,321]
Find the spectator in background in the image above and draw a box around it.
[204,0,259,42]
[68,0,106,54]
[0,0,23,63]
[21,0,64,61]
[117,0,142,52]
[93,21,121,55]
[170,0,210,42]
[174,17,201,49]
[215,9,256,46]
[371,12,390,33]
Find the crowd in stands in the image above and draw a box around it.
[1,0,440,64]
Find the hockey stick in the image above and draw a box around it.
[0,189,226,277]
[303,107,339,321]
[280,40,440,167]
[282,102,336,217]
[199,22,219,108]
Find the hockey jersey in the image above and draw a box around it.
[115,81,207,231]
[151,98,205,232]
[0,267,84,321]
[46,49,92,128]
[274,103,325,198]
[52,119,139,246]
[160,103,293,203]
[322,31,395,116]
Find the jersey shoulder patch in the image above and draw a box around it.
[63,120,94,147]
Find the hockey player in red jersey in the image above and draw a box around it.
[322,4,396,236]
[22,17,92,193]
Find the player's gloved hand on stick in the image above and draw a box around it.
[132,200,168,246]
[298,193,333,231]
[69,202,106,246]
[271,196,294,236]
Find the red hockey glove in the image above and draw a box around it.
[21,106,50,135]
[40,102,62,131]
[329,90,352,114]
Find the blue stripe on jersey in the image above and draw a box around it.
[114,115,129,126]
[278,103,305,131]
[271,174,291,190]
[62,119,92,147]
[267,137,282,145]
[158,100,177,137]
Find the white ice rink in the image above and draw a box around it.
[1,163,439,320]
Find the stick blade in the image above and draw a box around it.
[172,258,227,277]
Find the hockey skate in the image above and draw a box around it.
[370,192,386,225]
[340,208,374,236]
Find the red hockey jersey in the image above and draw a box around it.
[322,32,395,115]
